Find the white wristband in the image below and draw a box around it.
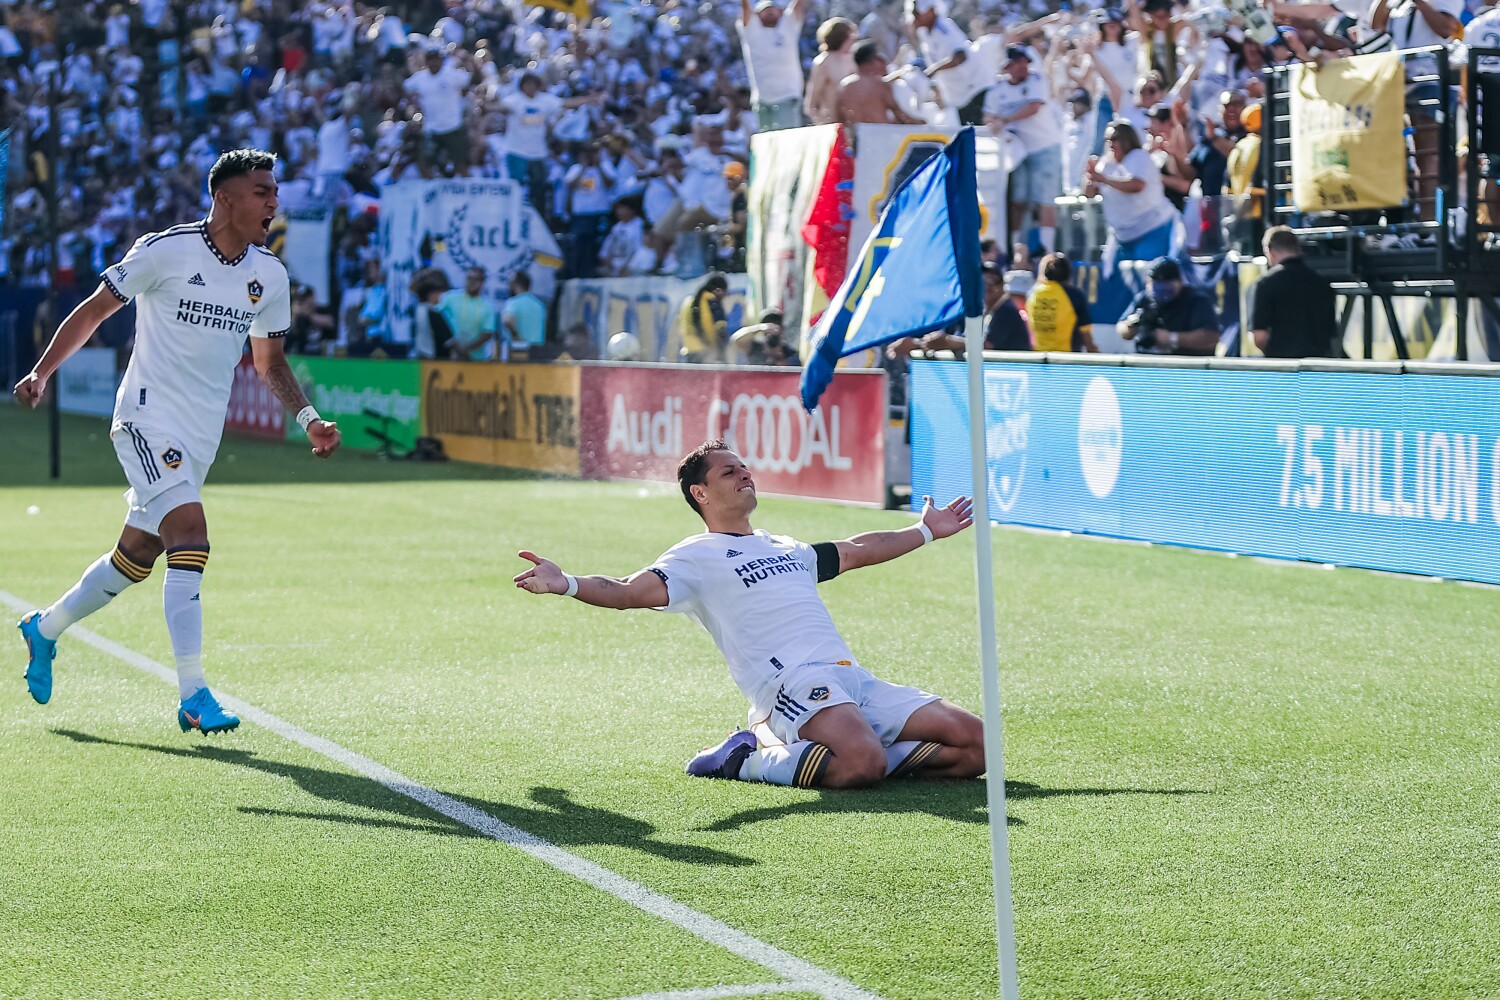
[916,522,935,545]
[296,405,321,431]
[561,573,579,598]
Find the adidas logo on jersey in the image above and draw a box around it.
[726,549,742,558]
[188,273,205,286]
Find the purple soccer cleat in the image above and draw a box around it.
[685,729,757,780]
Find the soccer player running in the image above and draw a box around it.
[514,441,986,789]
[12,150,342,735]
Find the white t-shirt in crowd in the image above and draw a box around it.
[650,530,856,719]
[1097,147,1177,242]
[404,63,470,134]
[104,223,290,466]
[1468,6,1500,75]
[317,117,350,174]
[1092,38,1139,103]
[565,163,614,215]
[502,91,563,160]
[644,173,680,224]
[1384,0,1463,78]
[984,72,1063,155]
[680,146,733,220]
[919,17,988,110]
[737,12,804,106]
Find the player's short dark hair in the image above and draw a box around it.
[852,39,882,67]
[510,270,532,291]
[1041,252,1071,283]
[207,149,277,192]
[1264,226,1302,256]
[678,439,729,516]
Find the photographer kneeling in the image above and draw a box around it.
[1117,258,1221,356]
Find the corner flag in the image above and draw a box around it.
[800,127,983,411]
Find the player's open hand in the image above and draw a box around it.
[308,419,341,458]
[12,372,47,409]
[514,550,567,595]
[920,494,974,540]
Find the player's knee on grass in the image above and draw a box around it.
[820,742,888,789]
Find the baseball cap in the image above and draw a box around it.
[754,0,778,10]
[1147,103,1172,121]
[1066,88,1092,107]
[1147,257,1181,281]
[1004,45,1031,63]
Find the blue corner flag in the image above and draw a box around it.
[800,127,984,411]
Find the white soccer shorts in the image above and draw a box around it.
[111,419,205,534]
[752,662,940,748]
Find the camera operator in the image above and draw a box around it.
[730,310,794,366]
[1117,258,1221,355]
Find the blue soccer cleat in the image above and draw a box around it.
[18,611,56,705]
[685,729,757,780]
[178,687,240,735]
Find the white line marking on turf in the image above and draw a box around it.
[612,984,822,1000]
[1,591,880,1000]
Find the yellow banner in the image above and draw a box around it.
[1290,52,1406,213]
[527,0,590,18]
[421,362,581,474]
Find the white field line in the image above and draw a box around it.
[612,984,825,1000]
[1,590,880,1000]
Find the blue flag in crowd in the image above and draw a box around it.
[800,127,984,411]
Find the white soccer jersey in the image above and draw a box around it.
[103,221,290,467]
[650,530,856,717]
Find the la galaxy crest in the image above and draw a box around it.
[808,686,830,702]
[247,278,264,305]
[161,447,184,470]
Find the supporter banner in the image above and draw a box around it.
[421,361,580,473]
[381,179,563,346]
[748,124,842,341]
[280,205,334,306]
[578,365,886,505]
[848,124,1016,262]
[910,359,1500,584]
[56,346,116,417]
[288,357,421,452]
[1290,53,1406,213]
[555,274,749,361]
[225,353,284,441]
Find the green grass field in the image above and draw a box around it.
[2,406,1498,1000]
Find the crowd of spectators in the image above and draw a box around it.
[0,0,1487,361]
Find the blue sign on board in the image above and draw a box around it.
[910,360,1500,585]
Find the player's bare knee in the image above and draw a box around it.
[957,743,987,778]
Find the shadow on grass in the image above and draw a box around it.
[1,409,538,488]
[51,729,754,867]
[696,779,1209,832]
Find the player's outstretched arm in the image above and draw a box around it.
[11,284,124,407]
[250,335,342,458]
[832,495,974,574]
[514,551,669,610]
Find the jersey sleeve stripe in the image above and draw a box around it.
[100,274,128,302]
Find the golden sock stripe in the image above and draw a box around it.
[892,741,942,777]
[110,548,152,582]
[794,745,831,788]
[165,547,210,572]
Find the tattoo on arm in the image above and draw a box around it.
[261,361,311,413]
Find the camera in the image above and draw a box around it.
[1126,302,1163,351]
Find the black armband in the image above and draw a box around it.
[812,542,840,583]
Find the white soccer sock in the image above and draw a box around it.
[38,548,149,641]
[163,547,210,699]
[736,741,832,788]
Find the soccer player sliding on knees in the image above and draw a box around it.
[12,150,342,735]
[514,440,986,789]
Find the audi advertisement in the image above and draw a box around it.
[578,365,887,506]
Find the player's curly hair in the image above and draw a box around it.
[678,439,730,516]
[207,149,278,192]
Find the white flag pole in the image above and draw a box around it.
[965,317,1020,999]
